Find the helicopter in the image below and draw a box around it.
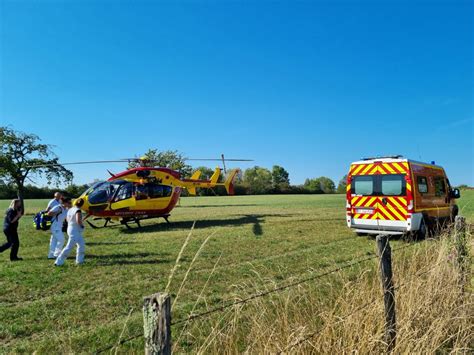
[31,156,250,229]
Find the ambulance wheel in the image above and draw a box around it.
[450,205,459,223]
[414,218,428,241]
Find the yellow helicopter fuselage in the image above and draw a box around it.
[77,167,238,223]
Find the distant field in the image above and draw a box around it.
[0,192,472,352]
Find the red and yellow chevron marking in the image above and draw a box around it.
[351,196,378,219]
[349,162,409,176]
[350,196,408,221]
[406,181,412,192]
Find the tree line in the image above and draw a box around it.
[0,167,346,199]
[193,166,347,196]
[0,127,349,199]
[0,182,90,200]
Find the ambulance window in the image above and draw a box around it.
[417,176,428,194]
[434,177,446,197]
[381,175,405,196]
[353,176,374,195]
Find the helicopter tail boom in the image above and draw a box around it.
[180,167,239,195]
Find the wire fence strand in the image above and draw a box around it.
[94,241,419,353]
[278,258,447,353]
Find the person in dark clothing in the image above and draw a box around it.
[1,199,23,261]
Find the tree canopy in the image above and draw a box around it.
[271,165,290,192]
[304,176,336,194]
[242,166,273,194]
[0,127,73,205]
[337,174,348,194]
[128,149,193,177]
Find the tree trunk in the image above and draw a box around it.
[16,181,25,214]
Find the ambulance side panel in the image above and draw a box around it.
[410,163,452,220]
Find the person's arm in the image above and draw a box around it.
[47,206,59,217]
[7,209,22,223]
[75,210,84,228]
[13,210,23,222]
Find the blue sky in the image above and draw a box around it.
[1,0,473,186]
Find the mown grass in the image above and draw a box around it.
[0,192,472,353]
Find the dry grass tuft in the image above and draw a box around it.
[175,226,473,354]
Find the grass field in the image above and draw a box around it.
[0,191,473,352]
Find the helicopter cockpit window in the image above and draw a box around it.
[88,183,110,204]
[83,181,105,196]
[114,182,133,202]
[88,180,126,204]
[135,184,149,200]
[147,183,173,198]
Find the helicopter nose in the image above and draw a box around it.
[80,196,90,211]
[72,196,90,212]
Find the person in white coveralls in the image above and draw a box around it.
[46,192,62,212]
[55,198,86,266]
[47,197,71,259]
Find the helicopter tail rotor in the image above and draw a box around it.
[224,169,240,195]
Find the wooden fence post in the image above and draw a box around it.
[143,293,171,355]
[454,216,467,264]
[376,234,396,352]
[454,216,467,286]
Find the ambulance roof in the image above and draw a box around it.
[351,156,444,170]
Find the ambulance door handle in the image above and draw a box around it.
[381,198,387,205]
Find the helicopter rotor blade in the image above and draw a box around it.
[184,158,253,162]
[221,154,227,174]
[26,160,129,168]
[26,157,253,169]
[122,157,253,163]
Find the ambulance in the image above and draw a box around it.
[346,156,460,238]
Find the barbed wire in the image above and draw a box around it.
[95,333,142,354]
[1,235,356,309]
[94,241,419,353]
[171,242,416,326]
[278,258,448,353]
[185,234,356,275]
[91,237,370,354]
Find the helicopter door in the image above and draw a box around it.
[110,183,136,210]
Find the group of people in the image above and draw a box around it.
[1,192,87,266]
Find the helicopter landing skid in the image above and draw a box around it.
[121,214,171,230]
[86,218,114,229]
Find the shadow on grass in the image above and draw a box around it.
[123,214,294,237]
[87,241,137,246]
[87,252,170,259]
[85,252,172,266]
[92,259,170,266]
[179,204,259,208]
[361,233,425,243]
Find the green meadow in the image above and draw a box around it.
[0,191,472,352]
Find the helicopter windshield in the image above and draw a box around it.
[87,180,127,204]
[82,181,105,196]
